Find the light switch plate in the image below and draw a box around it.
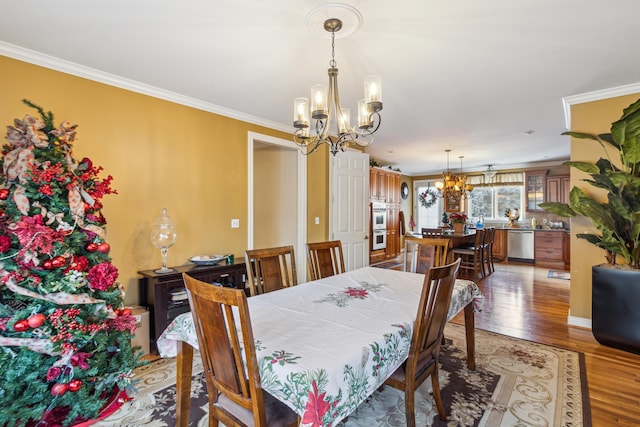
[231,219,240,228]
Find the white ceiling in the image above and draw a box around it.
[1,0,639,176]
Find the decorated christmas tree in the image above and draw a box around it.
[0,101,140,426]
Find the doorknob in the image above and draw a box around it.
[364,235,368,239]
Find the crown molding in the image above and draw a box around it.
[562,82,640,129]
[0,41,292,135]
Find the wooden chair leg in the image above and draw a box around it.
[431,366,446,420]
[464,302,476,370]
[404,388,417,427]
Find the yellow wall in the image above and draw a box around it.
[567,93,640,319]
[0,56,328,305]
[254,146,298,248]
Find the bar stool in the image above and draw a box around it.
[451,229,485,280]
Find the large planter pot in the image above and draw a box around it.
[592,264,640,354]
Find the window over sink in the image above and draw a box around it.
[469,185,523,221]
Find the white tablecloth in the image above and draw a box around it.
[158,267,483,427]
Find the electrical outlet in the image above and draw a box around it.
[231,219,240,228]
[315,217,320,225]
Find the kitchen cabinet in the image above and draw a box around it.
[370,167,400,203]
[369,167,401,261]
[492,229,508,261]
[138,261,246,352]
[386,205,400,259]
[525,170,548,211]
[534,231,565,269]
[386,173,400,204]
[563,231,571,268]
[370,168,386,201]
[546,175,570,204]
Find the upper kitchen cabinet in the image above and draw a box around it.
[370,168,386,201]
[370,167,400,203]
[546,175,570,204]
[525,170,548,211]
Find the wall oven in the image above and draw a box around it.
[372,229,387,251]
[371,202,387,231]
[371,202,387,251]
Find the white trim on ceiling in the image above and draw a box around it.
[562,82,640,129]
[0,41,292,135]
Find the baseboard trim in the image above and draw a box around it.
[568,315,592,329]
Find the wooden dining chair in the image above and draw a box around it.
[384,258,461,427]
[306,240,346,280]
[403,237,450,273]
[451,228,485,279]
[244,245,297,296]
[421,227,443,238]
[182,273,299,427]
[483,227,496,276]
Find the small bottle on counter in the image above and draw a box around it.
[531,217,537,228]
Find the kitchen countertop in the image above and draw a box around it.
[502,227,569,232]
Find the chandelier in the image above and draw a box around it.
[483,164,497,181]
[435,150,473,200]
[292,17,383,155]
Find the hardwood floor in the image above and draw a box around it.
[447,261,640,426]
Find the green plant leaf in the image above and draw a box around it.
[563,161,599,175]
[561,131,600,141]
[554,98,640,268]
[538,201,575,217]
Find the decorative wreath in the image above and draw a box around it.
[419,188,438,209]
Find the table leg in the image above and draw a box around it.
[463,302,476,370]
[176,340,194,427]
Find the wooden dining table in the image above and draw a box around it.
[412,229,477,248]
[443,229,477,248]
[157,266,483,427]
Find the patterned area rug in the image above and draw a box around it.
[96,323,590,426]
[548,270,571,280]
[370,259,404,270]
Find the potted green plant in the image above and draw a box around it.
[540,98,640,354]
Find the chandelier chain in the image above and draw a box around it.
[330,31,337,68]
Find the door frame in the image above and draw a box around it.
[247,132,307,283]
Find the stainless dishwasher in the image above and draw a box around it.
[507,230,535,262]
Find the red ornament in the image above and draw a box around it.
[51,256,66,268]
[0,189,8,200]
[120,308,132,316]
[51,382,68,396]
[68,379,82,392]
[97,242,110,253]
[85,242,98,252]
[27,313,46,328]
[14,319,29,332]
[43,260,53,269]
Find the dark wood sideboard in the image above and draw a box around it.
[138,260,247,352]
